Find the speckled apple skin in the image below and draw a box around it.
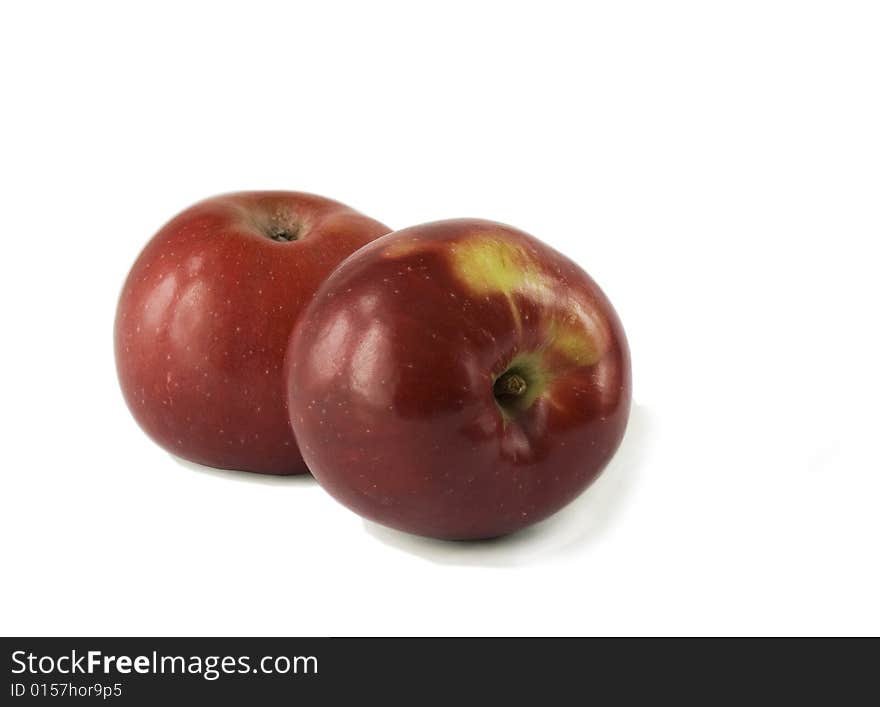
[115,191,390,474]
[286,219,631,538]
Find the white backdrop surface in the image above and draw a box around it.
[1,1,878,636]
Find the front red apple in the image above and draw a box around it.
[115,191,390,474]
[286,219,631,538]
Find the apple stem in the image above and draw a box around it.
[267,226,299,242]
[494,371,528,399]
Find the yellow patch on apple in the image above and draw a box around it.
[381,238,424,260]
[449,238,536,295]
[546,318,601,367]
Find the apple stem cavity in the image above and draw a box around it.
[267,225,299,242]
[494,370,529,400]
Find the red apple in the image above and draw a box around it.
[286,219,631,538]
[115,191,390,474]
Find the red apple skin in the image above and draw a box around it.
[286,219,631,538]
[115,191,390,474]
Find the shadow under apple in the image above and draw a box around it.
[169,455,317,486]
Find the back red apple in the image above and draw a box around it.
[115,191,390,474]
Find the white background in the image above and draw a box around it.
[2,1,878,637]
